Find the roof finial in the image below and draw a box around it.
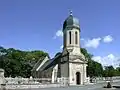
[70,10,73,16]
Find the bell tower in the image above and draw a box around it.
[63,11,81,55]
[60,11,87,85]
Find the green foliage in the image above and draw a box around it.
[87,59,103,77]
[102,65,120,78]
[81,48,103,78]
[81,48,120,77]
[115,67,120,76]
[0,46,119,78]
[0,46,49,78]
[81,48,93,60]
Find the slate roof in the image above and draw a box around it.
[31,56,49,71]
[63,14,80,31]
[32,52,62,72]
[43,52,62,71]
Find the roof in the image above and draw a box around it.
[38,60,50,71]
[63,14,80,31]
[43,52,62,71]
[31,56,49,71]
[32,52,62,72]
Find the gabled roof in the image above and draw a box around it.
[36,56,49,71]
[38,60,50,71]
[32,52,62,72]
[31,56,50,71]
[43,52,62,71]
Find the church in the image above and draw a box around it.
[32,12,88,85]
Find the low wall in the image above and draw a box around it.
[91,76,120,84]
[5,84,61,89]
[1,76,120,89]
[0,69,5,85]
[5,77,51,84]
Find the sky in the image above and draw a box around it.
[0,0,120,67]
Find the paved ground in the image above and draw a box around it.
[38,82,120,90]
[10,81,120,90]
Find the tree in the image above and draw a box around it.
[0,46,49,78]
[81,48,93,60]
[81,48,103,78]
[103,66,115,78]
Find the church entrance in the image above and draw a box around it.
[76,72,81,85]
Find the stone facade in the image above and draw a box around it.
[32,56,53,79]
[32,12,88,85]
[59,12,88,85]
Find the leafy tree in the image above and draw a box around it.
[0,46,49,78]
[115,67,120,76]
[81,48,103,78]
[103,66,115,77]
[1,46,119,78]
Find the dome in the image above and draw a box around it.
[63,13,80,31]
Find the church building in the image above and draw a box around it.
[32,12,88,85]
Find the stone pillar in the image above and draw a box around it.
[52,65,58,83]
[0,69,5,84]
[0,69,6,89]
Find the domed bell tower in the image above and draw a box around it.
[63,11,81,55]
[60,11,87,85]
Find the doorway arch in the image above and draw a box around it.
[76,72,81,85]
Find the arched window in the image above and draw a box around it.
[75,31,78,44]
[69,31,71,44]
